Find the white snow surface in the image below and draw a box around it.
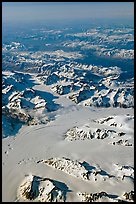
[2,72,134,202]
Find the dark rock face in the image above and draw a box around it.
[123,191,134,201]
[112,139,132,146]
[78,191,110,202]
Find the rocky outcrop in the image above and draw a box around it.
[37,158,113,182]
[94,115,134,130]
[112,139,132,146]
[78,191,134,202]
[77,191,110,202]
[69,88,95,104]
[52,84,71,95]
[64,126,117,141]
[42,157,89,180]
[69,81,134,108]
[17,174,68,202]
[2,106,31,123]
[123,191,134,201]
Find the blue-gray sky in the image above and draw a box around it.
[2,2,134,25]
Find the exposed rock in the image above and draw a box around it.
[52,84,71,95]
[94,115,134,130]
[123,191,134,201]
[77,191,111,202]
[111,139,132,146]
[64,126,117,141]
[17,174,68,202]
[68,82,133,108]
[118,132,126,136]
[37,157,112,182]
[64,126,92,141]
[69,88,95,104]
[42,157,89,180]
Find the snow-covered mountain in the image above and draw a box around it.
[2,23,134,202]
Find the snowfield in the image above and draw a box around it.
[2,70,134,202]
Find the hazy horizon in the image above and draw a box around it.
[2,2,134,28]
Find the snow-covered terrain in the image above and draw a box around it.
[2,71,134,202]
[2,24,134,202]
